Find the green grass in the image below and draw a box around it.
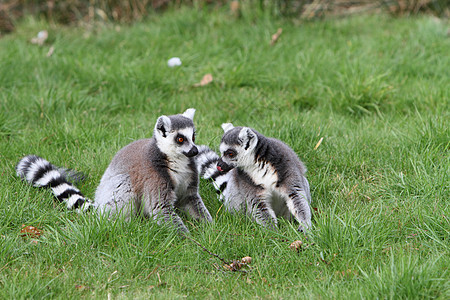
[1,7,449,299]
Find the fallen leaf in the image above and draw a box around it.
[241,256,252,264]
[224,257,253,272]
[289,240,303,252]
[224,260,244,271]
[194,73,213,87]
[20,224,42,238]
[270,28,282,45]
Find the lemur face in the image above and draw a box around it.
[217,124,258,173]
[217,143,238,173]
[171,127,198,157]
[154,109,199,158]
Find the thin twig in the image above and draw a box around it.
[184,235,230,265]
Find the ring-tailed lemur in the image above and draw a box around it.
[16,109,213,234]
[195,123,312,231]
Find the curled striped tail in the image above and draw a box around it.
[195,145,231,201]
[16,155,93,212]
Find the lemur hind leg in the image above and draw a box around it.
[95,173,135,219]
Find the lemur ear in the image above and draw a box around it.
[182,108,196,120]
[155,115,171,138]
[238,127,258,150]
[221,123,234,133]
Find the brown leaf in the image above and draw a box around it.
[224,257,253,272]
[270,28,282,45]
[194,73,213,87]
[20,224,42,238]
[223,260,243,271]
[289,240,303,252]
[241,256,252,264]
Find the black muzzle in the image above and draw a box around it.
[217,158,233,174]
[184,146,199,157]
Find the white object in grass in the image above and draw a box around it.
[37,31,48,40]
[167,57,182,67]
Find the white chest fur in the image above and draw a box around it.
[168,155,193,193]
[245,161,278,190]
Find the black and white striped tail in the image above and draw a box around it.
[16,155,93,212]
[195,146,231,201]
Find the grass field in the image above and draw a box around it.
[0,6,449,299]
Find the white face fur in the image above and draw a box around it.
[219,123,258,169]
[154,109,198,159]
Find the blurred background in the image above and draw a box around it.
[1,0,448,35]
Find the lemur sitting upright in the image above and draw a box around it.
[16,109,212,234]
[196,123,311,231]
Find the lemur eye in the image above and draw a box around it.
[225,150,236,157]
[176,136,184,144]
[192,133,196,143]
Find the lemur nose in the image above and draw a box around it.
[190,146,198,156]
[185,146,198,157]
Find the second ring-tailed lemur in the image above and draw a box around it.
[195,123,312,231]
[16,109,213,234]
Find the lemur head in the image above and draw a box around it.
[217,123,258,173]
[154,108,198,158]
